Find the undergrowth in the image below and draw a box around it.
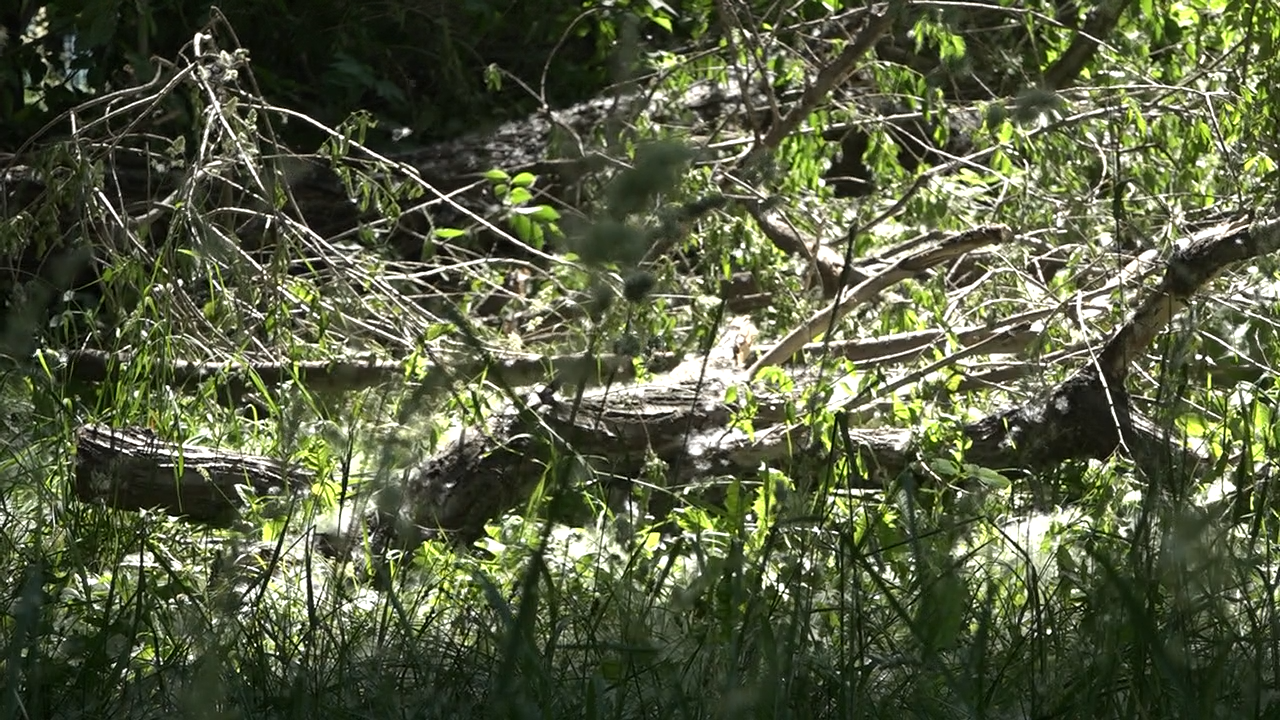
[5,5,1280,720]
[4,369,1280,718]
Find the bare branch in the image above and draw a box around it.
[1042,0,1130,90]
[753,5,899,154]
[747,224,1015,378]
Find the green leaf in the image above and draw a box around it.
[426,324,454,341]
[434,228,468,239]
[996,119,1013,143]
[484,64,503,92]
[511,215,533,243]
[528,223,546,249]
[930,458,961,477]
[967,465,1011,489]
[514,204,560,221]
[512,172,537,188]
[508,187,534,205]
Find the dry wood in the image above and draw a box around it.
[45,347,688,399]
[745,203,863,296]
[69,216,1280,546]
[753,6,898,155]
[747,224,1015,377]
[316,214,1280,546]
[73,424,311,525]
[1042,0,1131,91]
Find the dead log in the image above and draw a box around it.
[44,347,689,401]
[73,424,311,526]
[0,40,990,277]
[36,221,1048,404]
[369,214,1280,545]
[66,216,1280,550]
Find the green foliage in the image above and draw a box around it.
[7,0,1280,717]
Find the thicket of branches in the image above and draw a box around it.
[5,1,1280,718]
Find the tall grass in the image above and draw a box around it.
[3,343,1280,719]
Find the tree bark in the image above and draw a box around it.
[73,424,310,526]
[68,216,1280,546]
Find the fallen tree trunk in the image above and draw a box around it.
[73,424,311,526]
[41,224,1044,401]
[327,213,1280,548]
[71,216,1280,549]
[0,28,985,285]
